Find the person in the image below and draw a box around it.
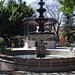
[11,41,15,48]
[18,41,20,47]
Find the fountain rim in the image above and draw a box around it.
[22,17,57,26]
[29,31,55,34]
[0,54,75,60]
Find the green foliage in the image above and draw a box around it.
[58,0,75,14]
[63,23,75,42]
[5,48,11,51]
[0,37,4,51]
[0,0,34,37]
[57,0,75,42]
[0,37,4,52]
[0,37,4,44]
[64,42,70,47]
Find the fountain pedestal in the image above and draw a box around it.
[36,41,46,57]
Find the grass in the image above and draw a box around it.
[5,48,11,50]
[0,47,11,51]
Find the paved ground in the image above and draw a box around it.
[0,70,75,75]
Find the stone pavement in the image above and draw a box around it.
[0,70,75,75]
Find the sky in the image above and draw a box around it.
[0,0,37,5]
[0,0,52,5]
[24,0,37,4]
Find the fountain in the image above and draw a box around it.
[0,0,75,73]
[24,0,56,57]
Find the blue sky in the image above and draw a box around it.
[0,0,37,5]
[0,0,52,5]
[24,0,37,4]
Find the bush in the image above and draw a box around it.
[0,37,4,44]
[65,42,70,47]
[0,37,4,53]
[0,37,4,48]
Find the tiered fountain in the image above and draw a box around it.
[28,0,56,57]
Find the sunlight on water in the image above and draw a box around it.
[15,55,64,58]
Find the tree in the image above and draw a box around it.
[45,1,64,42]
[0,0,10,36]
[0,0,34,37]
[57,0,75,42]
[57,0,75,14]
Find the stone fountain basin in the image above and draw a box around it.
[0,54,75,72]
[1,47,75,72]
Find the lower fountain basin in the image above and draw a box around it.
[14,55,64,58]
[0,54,75,72]
[1,47,75,72]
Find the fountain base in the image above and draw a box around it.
[36,43,46,57]
[37,53,45,57]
